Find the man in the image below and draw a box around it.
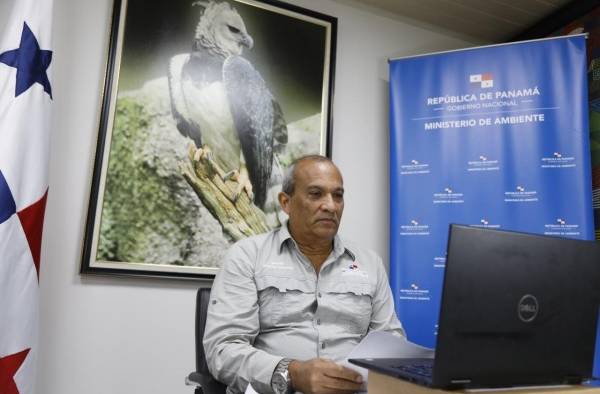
[204,155,405,394]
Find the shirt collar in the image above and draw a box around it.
[277,220,356,261]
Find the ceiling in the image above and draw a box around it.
[336,0,573,42]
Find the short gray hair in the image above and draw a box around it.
[281,155,334,195]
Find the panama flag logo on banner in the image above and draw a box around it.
[470,73,494,88]
[0,0,53,393]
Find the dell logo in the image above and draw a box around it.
[518,294,538,322]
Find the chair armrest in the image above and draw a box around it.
[186,371,228,394]
[185,372,203,387]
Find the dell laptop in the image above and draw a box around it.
[350,224,600,389]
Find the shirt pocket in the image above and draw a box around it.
[325,281,373,335]
[255,275,315,328]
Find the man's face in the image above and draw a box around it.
[279,160,344,243]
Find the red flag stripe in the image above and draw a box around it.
[16,190,48,280]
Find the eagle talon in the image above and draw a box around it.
[193,148,204,162]
[223,170,238,181]
[233,182,254,202]
[224,167,254,202]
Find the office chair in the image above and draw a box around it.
[185,288,227,394]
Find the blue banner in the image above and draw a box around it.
[389,35,595,365]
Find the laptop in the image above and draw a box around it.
[350,224,600,389]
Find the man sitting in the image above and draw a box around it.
[204,155,405,394]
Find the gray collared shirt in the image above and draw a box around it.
[203,224,405,394]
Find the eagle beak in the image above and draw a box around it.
[242,34,254,49]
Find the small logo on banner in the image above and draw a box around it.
[400,220,430,236]
[467,154,500,172]
[433,187,464,204]
[540,151,576,169]
[433,256,446,268]
[544,218,580,236]
[472,218,501,229]
[400,159,430,175]
[504,185,538,203]
[470,73,493,88]
[399,283,431,301]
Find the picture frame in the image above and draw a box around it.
[80,0,337,279]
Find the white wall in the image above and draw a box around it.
[20,0,476,393]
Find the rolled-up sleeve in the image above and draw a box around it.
[369,255,406,338]
[203,241,282,394]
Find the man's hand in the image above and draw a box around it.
[288,358,363,394]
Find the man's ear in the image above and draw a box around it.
[278,192,291,214]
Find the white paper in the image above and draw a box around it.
[245,332,433,393]
[342,331,434,391]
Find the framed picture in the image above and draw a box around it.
[80,0,337,279]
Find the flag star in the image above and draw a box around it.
[0,22,53,98]
[0,348,30,394]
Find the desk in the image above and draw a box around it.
[368,371,600,394]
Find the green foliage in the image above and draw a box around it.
[97,97,197,264]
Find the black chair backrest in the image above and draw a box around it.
[196,288,227,394]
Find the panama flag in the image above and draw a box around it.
[470,73,494,88]
[0,0,53,393]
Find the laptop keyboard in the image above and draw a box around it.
[392,362,433,377]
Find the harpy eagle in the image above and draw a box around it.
[168,0,287,209]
